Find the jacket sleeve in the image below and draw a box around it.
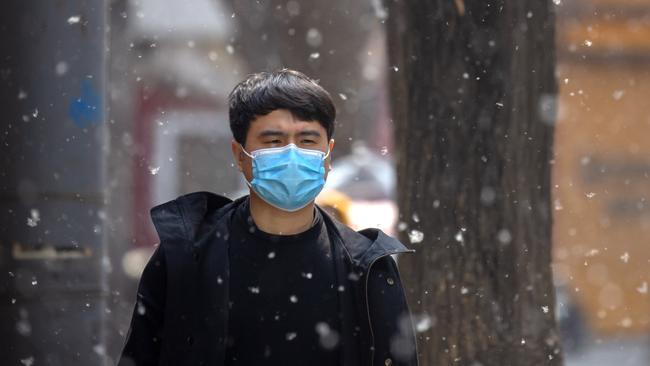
[118,245,167,366]
[367,255,418,366]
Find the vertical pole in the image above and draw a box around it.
[0,1,108,364]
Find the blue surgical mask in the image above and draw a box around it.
[241,143,330,212]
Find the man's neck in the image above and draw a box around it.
[248,192,315,235]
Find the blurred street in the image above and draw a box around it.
[566,337,650,366]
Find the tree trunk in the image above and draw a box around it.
[385,1,564,365]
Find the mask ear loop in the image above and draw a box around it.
[239,144,256,189]
[323,148,332,171]
[240,144,255,159]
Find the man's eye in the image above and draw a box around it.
[301,139,316,144]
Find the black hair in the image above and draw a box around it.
[228,69,336,145]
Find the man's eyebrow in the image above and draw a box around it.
[257,130,288,138]
[297,130,322,137]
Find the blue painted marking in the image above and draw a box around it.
[69,79,101,128]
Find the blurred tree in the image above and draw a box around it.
[385,0,564,365]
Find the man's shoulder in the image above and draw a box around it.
[318,206,413,270]
[150,191,243,244]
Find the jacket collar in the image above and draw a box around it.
[149,191,233,243]
[317,205,414,270]
[150,191,414,270]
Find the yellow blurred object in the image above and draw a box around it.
[316,189,352,225]
[553,0,650,336]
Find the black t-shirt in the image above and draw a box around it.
[224,198,341,365]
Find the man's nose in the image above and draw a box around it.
[286,136,298,145]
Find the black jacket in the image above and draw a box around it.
[118,192,418,366]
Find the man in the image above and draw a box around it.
[118,69,418,366]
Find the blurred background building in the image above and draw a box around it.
[552,0,650,363]
[0,0,649,365]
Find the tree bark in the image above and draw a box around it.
[385,1,564,365]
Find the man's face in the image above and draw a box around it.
[231,109,335,183]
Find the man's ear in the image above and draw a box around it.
[231,140,244,172]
